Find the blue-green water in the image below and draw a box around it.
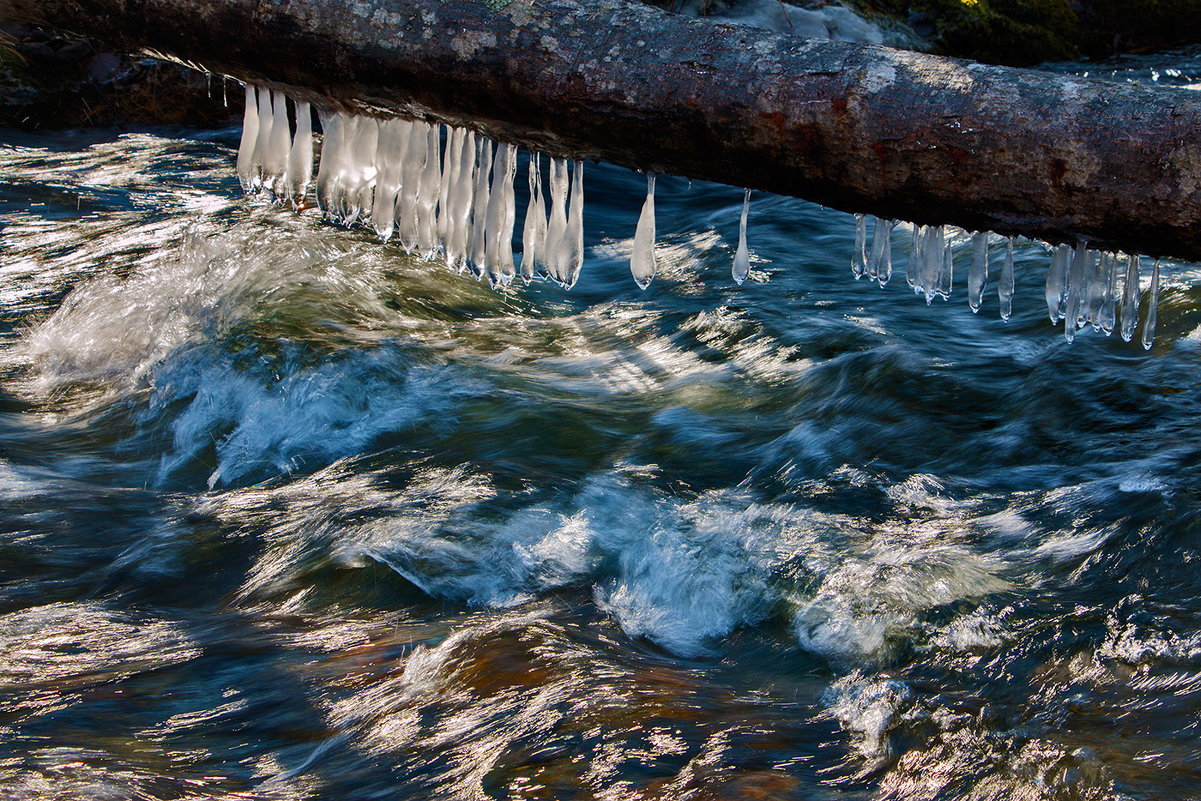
[4,52,1201,800]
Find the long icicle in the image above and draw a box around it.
[286,99,312,206]
[732,189,750,285]
[999,236,1014,321]
[563,159,585,288]
[630,173,657,289]
[1120,253,1141,342]
[236,84,259,193]
[1142,258,1161,350]
[520,150,542,283]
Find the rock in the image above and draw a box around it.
[85,52,120,82]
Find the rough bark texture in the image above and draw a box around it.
[4,0,1201,260]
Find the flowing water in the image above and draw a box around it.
[4,50,1201,801]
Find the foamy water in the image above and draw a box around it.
[3,48,1201,798]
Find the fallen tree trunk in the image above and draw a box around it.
[4,0,1201,260]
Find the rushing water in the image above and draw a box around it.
[4,51,1201,801]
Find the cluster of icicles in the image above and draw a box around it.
[234,84,685,289]
[850,213,1164,347]
[234,85,1161,346]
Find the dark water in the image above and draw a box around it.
[4,53,1201,801]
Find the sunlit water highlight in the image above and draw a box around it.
[4,50,1201,800]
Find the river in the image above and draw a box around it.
[2,48,1201,800]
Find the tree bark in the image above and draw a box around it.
[4,0,1201,260]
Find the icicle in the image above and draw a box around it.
[868,218,893,287]
[446,129,475,272]
[484,140,510,285]
[398,121,428,252]
[906,224,922,289]
[520,151,542,282]
[498,143,519,285]
[967,232,988,312]
[372,118,407,241]
[1064,241,1090,342]
[1120,253,1141,342]
[545,157,569,285]
[563,159,585,288]
[533,154,548,271]
[236,84,260,193]
[916,225,943,303]
[416,122,442,257]
[315,110,352,223]
[250,86,273,192]
[999,236,1014,321]
[344,116,378,226]
[437,125,454,246]
[222,77,228,108]
[469,137,494,274]
[264,91,291,199]
[1086,250,1107,330]
[1142,258,1161,350]
[732,189,751,285]
[851,213,868,279]
[630,173,657,289]
[936,230,953,299]
[1098,252,1119,335]
[1045,244,1070,323]
[286,100,313,205]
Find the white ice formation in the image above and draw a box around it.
[236,85,593,289]
[630,173,657,289]
[850,211,1162,347]
[235,84,1165,346]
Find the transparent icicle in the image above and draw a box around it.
[1046,244,1070,323]
[437,125,454,246]
[1064,241,1090,342]
[1086,250,1107,330]
[398,121,429,252]
[347,117,378,226]
[316,111,353,223]
[967,232,988,312]
[732,189,751,285]
[562,160,585,288]
[520,151,542,282]
[630,173,657,289]
[236,84,260,193]
[416,122,442,257]
[372,118,408,242]
[250,86,273,192]
[1142,258,1161,350]
[314,109,338,216]
[498,143,519,285]
[1120,253,1141,342]
[265,91,291,198]
[533,156,548,272]
[906,224,922,289]
[917,225,943,303]
[999,236,1014,321]
[851,213,868,279]
[285,100,312,205]
[446,129,475,272]
[868,218,893,287]
[936,232,953,299]
[1098,252,1119,335]
[438,127,463,258]
[469,137,493,274]
[335,115,363,225]
[484,140,510,285]
[545,157,569,285]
